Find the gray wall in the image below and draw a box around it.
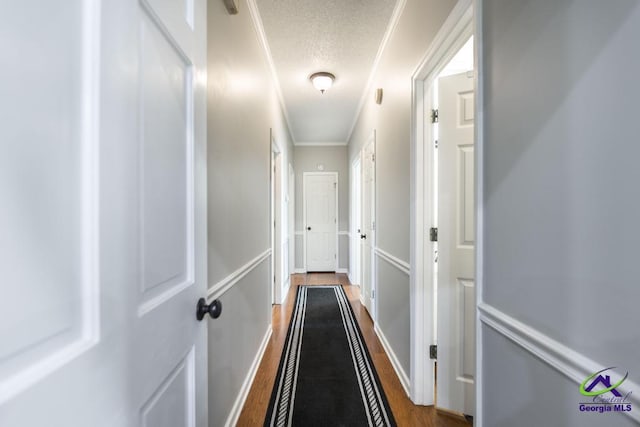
[294,145,349,271]
[207,1,294,425]
[348,0,457,376]
[480,1,640,426]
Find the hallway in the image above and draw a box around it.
[4,1,640,426]
[237,273,471,427]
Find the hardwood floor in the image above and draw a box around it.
[236,273,471,427]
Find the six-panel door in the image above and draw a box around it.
[437,71,476,417]
[304,173,337,272]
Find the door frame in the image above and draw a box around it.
[359,132,376,320]
[350,157,362,286]
[302,171,339,272]
[409,0,473,406]
[270,132,284,304]
[288,162,296,279]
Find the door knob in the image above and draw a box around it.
[196,298,222,321]
[307,226,311,231]
[360,234,367,239]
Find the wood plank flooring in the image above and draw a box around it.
[236,273,471,427]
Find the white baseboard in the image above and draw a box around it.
[224,325,273,427]
[293,268,350,275]
[374,323,410,398]
[347,272,355,284]
[280,277,291,304]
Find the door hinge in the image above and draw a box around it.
[334,253,337,259]
[434,139,439,149]
[371,153,375,162]
[372,221,376,231]
[334,182,337,188]
[431,109,439,123]
[429,227,438,242]
[372,289,375,299]
[429,345,437,360]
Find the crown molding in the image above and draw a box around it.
[294,141,348,147]
[246,0,297,144]
[346,0,408,143]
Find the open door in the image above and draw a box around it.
[361,135,376,317]
[437,71,475,416]
[0,1,208,425]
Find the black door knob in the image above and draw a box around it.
[360,234,367,239]
[307,226,311,231]
[196,298,222,321]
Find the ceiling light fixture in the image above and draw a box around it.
[309,72,335,94]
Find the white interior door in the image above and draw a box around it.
[0,1,208,425]
[304,173,337,272]
[361,137,376,316]
[436,71,475,416]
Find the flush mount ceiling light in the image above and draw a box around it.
[309,72,335,94]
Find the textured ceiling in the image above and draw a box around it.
[256,0,397,144]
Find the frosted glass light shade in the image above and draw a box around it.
[310,72,335,94]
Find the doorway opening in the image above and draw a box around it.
[409,0,474,416]
[432,35,475,419]
[359,133,376,320]
[271,133,284,305]
[350,157,362,288]
[288,163,295,280]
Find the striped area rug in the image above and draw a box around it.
[264,285,396,427]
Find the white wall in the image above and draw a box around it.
[294,145,349,272]
[348,0,457,378]
[206,1,294,425]
[479,1,640,426]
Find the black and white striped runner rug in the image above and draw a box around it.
[264,286,396,427]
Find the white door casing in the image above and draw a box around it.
[271,135,287,305]
[437,71,475,416]
[409,0,473,407]
[303,173,337,272]
[361,135,376,317]
[0,1,208,425]
[288,163,295,277]
[350,158,362,286]
[270,141,278,304]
